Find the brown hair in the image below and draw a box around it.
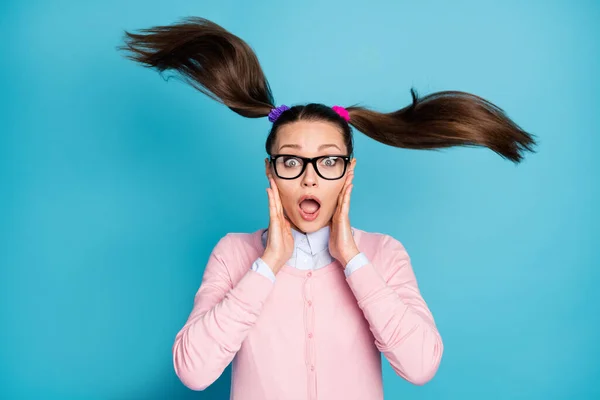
[118,16,537,163]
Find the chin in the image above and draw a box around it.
[293,212,330,234]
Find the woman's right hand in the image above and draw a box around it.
[262,171,294,275]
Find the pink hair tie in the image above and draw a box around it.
[332,105,350,122]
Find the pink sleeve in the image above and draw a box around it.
[172,234,274,391]
[346,234,443,385]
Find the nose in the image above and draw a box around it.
[301,162,318,187]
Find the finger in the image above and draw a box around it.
[269,176,283,216]
[336,183,344,211]
[347,162,355,183]
[344,161,355,185]
[275,190,285,221]
[347,170,354,187]
[350,158,356,172]
[271,176,283,216]
[268,171,277,188]
[267,188,277,221]
[345,161,356,188]
[337,170,353,210]
[339,185,349,215]
[266,188,273,217]
[342,184,353,215]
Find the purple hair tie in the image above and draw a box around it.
[332,105,350,122]
[268,104,290,123]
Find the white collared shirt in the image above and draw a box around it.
[251,225,370,283]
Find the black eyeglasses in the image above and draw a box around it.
[269,154,352,180]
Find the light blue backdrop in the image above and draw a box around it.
[1,0,598,399]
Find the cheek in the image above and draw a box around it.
[276,188,296,213]
[321,186,344,211]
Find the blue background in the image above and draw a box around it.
[1,0,598,399]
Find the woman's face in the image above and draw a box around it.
[264,120,352,234]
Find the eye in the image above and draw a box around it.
[320,157,339,167]
[282,156,302,168]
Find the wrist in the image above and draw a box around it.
[340,248,360,268]
[261,251,284,274]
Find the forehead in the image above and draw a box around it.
[274,120,346,154]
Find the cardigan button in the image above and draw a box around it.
[310,365,315,371]
[307,300,312,307]
[308,333,313,338]
[306,271,312,278]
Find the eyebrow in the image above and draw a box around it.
[278,143,342,152]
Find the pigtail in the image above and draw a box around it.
[347,88,537,163]
[117,17,275,118]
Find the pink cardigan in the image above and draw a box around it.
[172,227,443,399]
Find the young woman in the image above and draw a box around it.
[119,17,536,400]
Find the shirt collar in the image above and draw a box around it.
[291,225,330,255]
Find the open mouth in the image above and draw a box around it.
[298,195,321,221]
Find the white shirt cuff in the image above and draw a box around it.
[251,257,276,283]
[344,252,370,278]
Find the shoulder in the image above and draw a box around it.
[354,227,411,265]
[354,227,408,252]
[208,228,264,279]
[223,228,264,251]
[212,228,263,247]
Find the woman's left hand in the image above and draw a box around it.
[329,158,360,267]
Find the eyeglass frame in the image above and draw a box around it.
[269,154,352,180]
